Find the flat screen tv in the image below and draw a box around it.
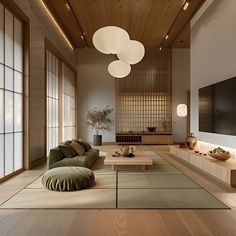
[199,77,236,136]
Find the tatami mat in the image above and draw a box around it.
[118,164,182,175]
[118,174,200,189]
[118,188,228,209]
[0,151,229,209]
[91,157,116,175]
[0,189,116,209]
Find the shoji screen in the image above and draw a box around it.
[62,63,76,141]
[46,50,59,156]
[0,4,24,179]
[46,47,76,155]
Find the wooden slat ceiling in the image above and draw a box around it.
[42,0,205,49]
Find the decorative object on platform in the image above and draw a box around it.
[185,132,197,150]
[117,145,136,157]
[92,26,130,54]
[108,60,131,78]
[147,127,156,132]
[162,120,171,132]
[194,150,207,156]
[208,147,231,161]
[120,146,129,156]
[86,106,113,146]
[117,40,145,65]
[177,104,187,117]
[179,142,188,148]
[129,146,136,154]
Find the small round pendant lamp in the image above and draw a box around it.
[177,104,187,117]
[93,26,130,54]
[108,60,131,78]
[117,40,145,64]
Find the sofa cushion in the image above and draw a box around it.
[42,166,95,191]
[73,139,92,152]
[69,141,85,156]
[59,143,77,158]
[50,156,87,169]
[84,149,99,167]
[49,150,99,169]
[48,147,64,168]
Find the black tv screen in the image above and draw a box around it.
[199,77,236,136]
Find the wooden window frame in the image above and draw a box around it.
[0,0,30,182]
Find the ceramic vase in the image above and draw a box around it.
[186,132,197,150]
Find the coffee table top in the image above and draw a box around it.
[104,152,153,166]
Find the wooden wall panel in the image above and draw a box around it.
[42,0,206,49]
[116,48,172,133]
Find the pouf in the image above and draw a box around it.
[41,166,95,191]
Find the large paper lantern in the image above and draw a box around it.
[93,26,130,54]
[108,60,131,78]
[177,104,187,117]
[117,40,145,64]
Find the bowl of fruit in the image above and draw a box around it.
[208,147,231,161]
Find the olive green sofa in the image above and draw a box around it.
[48,143,99,170]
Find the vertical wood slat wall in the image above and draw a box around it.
[116,48,172,133]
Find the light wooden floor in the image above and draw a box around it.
[1,145,236,236]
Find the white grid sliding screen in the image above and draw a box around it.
[0,3,24,179]
[62,63,76,141]
[46,50,76,155]
[46,50,59,156]
[116,49,172,133]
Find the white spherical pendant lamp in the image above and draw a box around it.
[177,104,187,117]
[108,60,131,78]
[117,40,145,64]
[93,26,130,54]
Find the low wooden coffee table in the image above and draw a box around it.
[104,153,153,170]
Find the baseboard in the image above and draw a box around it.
[102,142,117,145]
[29,156,47,169]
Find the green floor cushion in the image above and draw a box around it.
[42,166,95,191]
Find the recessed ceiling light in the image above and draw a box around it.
[159,47,162,51]
[183,1,190,11]
[165,35,169,40]
[65,2,71,11]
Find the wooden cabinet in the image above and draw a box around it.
[170,146,236,187]
[116,133,173,145]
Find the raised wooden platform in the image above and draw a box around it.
[170,146,236,188]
